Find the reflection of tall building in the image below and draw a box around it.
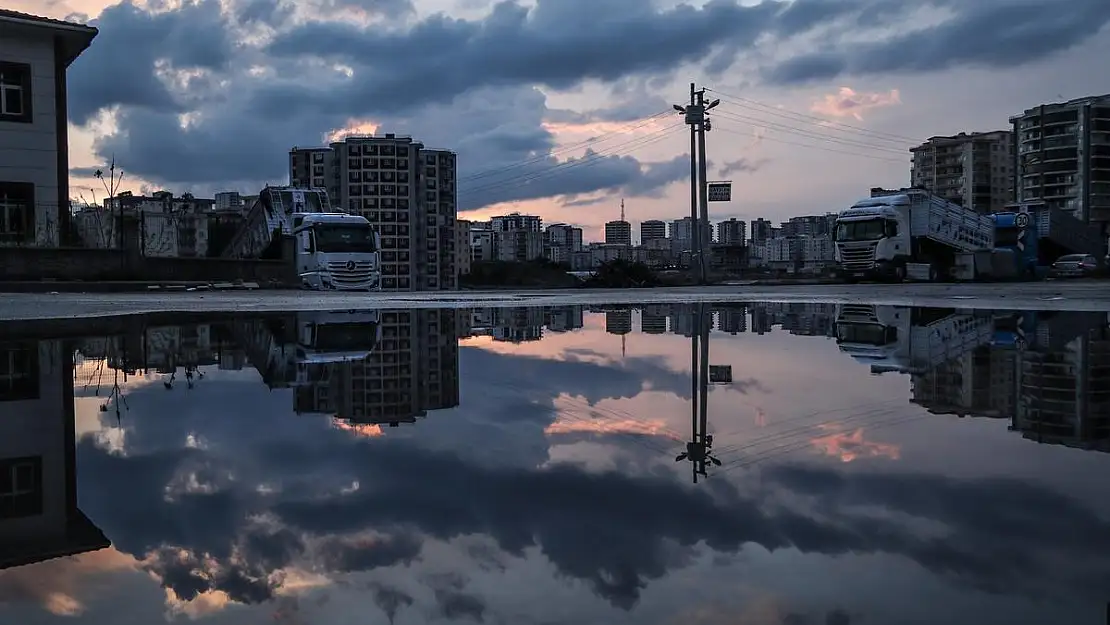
[641,305,669,334]
[294,310,460,425]
[912,346,1016,418]
[1016,323,1110,451]
[544,306,584,333]
[0,340,109,570]
[715,305,748,334]
[491,308,544,343]
[605,310,633,335]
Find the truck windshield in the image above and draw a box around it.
[314,225,377,253]
[835,219,885,241]
[836,323,895,345]
[309,322,381,351]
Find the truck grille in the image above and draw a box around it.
[838,244,876,270]
[327,261,378,288]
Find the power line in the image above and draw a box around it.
[459,123,686,199]
[457,110,674,184]
[710,122,907,163]
[705,87,920,144]
[711,107,909,155]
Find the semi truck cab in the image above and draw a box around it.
[294,213,381,291]
[833,204,911,281]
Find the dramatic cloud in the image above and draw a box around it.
[810,88,901,120]
[718,157,771,177]
[765,0,1110,84]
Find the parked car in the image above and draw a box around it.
[1049,253,1102,278]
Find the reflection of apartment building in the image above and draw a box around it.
[605,309,633,335]
[910,131,1014,214]
[641,305,669,334]
[544,306,584,333]
[1011,94,1110,224]
[912,346,1017,418]
[289,135,458,290]
[0,339,109,569]
[293,310,460,425]
[491,307,544,342]
[1015,326,1110,450]
[715,305,748,334]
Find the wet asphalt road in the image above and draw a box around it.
[2,281,1110,320]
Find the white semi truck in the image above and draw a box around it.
[834,304,994,375]
[833,187,996,282]
[222,186,380,291]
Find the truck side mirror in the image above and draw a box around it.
[306,231,315,253]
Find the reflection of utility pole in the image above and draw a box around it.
[675,303,719,482]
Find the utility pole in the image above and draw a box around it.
[673,85,719,284]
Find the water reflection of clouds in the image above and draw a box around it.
[3,307,1110,625]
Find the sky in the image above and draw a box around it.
[3,306,1110,623]
[18,0,1110,241]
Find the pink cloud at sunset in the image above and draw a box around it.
[810,425,901,463]
[811,87,902,121]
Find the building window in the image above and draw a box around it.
[0,182,34,243]
[0,456,43,519]
[0,343,38,401]
[0,62,32,123]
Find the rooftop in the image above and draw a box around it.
[0,9,98,67]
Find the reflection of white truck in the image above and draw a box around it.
[834,304,994,374]
[833,187,995,282]
[222,186,381,290]
[234,310,382,388]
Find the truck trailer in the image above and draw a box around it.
[221,186,381,290]
[833,187,996,282]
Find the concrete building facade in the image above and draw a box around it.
[640,219,666,244]
[910,131,1014,214]
[604,220,631,245]
[0,10,96,247]
[1011,94,1110,224]
[490,213,543,262]
[289,134,458,291]
[716,218,746,245]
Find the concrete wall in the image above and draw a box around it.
[0,238,298,284]
[0,32,60,246]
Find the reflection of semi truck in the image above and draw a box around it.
[232,310,382,388]
[833,187,995,282]
[221,186,381,290]
[834,304,994,374]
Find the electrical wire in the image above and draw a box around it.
[710,123,908,163]
[705,87,920,144]
[710,107,909,155]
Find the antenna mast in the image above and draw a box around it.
[620,198,625,222]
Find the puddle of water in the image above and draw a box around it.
[1,302,1107,624]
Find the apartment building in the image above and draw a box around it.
[910,131,1014,214]
[0,11,97,247]
[544,223,582,264]
[604,219,631,245]
[289,134,458,291]
[455,218,472,276]
[749,218,773,244]
[716,218,746,245]
[490,213,542,262]
[671,216,694,253]
[640,219,666,243]
[1010,94,1110,224]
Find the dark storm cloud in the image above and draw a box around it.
[68,0,235,125]
[64,0,886,204]
[719,157,770,177]
[765,0,1110,83]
